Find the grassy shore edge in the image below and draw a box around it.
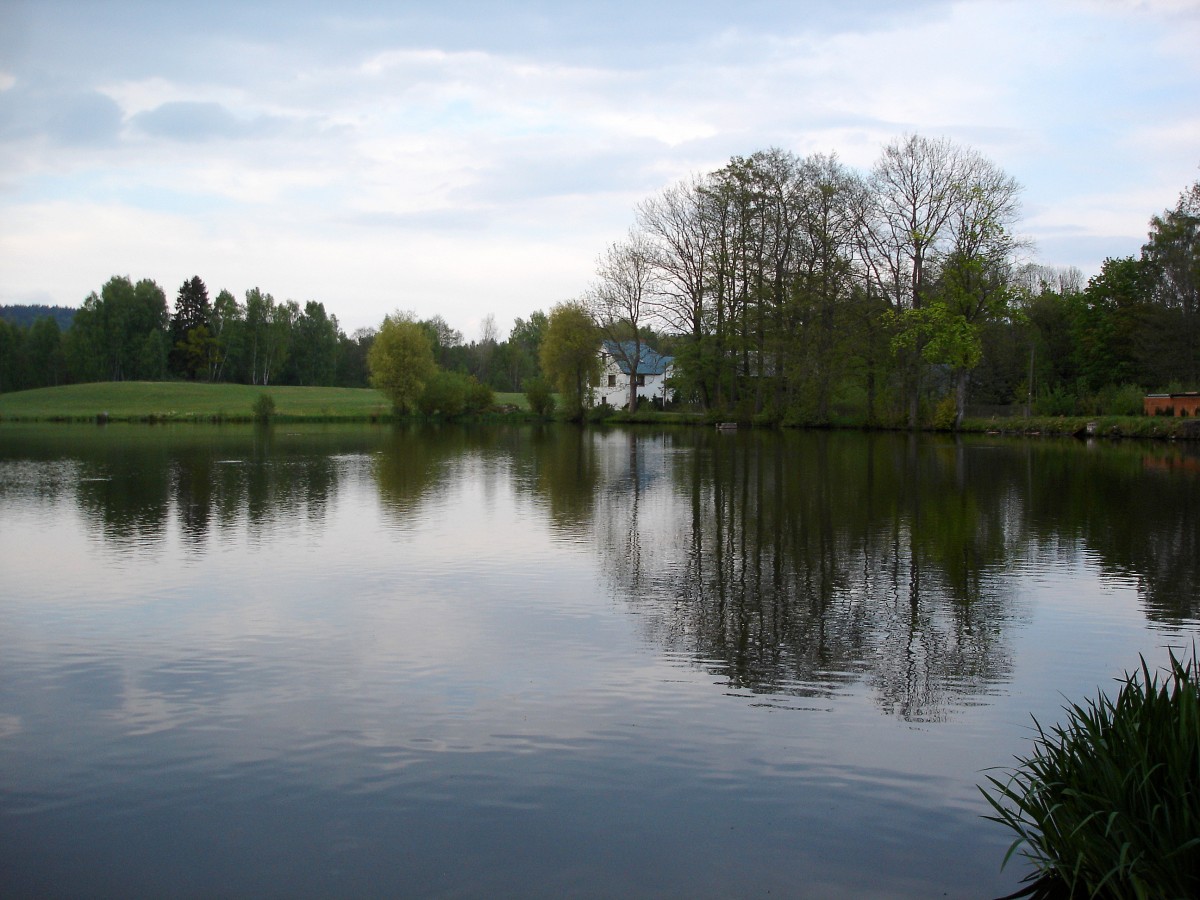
[3,383,1200,439]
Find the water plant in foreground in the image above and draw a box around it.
[981,648,1200,898]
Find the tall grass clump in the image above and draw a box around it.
[252,392,276,423]
[981,648,1200,899]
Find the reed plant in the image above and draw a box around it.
[981,648,1200,898]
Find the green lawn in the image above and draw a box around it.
[0,382,389,421]
[0,382,535,422]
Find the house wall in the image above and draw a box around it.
[1143,394,1200,417]
[594,360,672,408]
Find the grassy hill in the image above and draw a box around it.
[0,382,392,422]
[0,382,533,422]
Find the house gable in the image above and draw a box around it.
[596,340,674,408]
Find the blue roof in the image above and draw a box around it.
[601,340,673,376]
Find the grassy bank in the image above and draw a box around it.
[0,382,537,422]
[4,383,1200,439]
[0,382,397,422]
[960,414,1200,441]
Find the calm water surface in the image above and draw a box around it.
[2,423,1198,898]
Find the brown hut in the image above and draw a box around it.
[1144,392,1200,417]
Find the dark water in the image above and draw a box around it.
[2,423,1198,898]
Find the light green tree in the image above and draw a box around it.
[540,301,599,419]
[890,300,984,427]
[369,312,436,413]
[209,289,243,382]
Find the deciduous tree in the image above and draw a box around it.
[369,313,436,413]
[862,135,975,426]
[1141,179,1200,384]
[540,301,599,419]
[589,231,656,410]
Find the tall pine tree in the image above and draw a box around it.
[170,276,211,379]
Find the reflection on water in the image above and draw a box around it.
[1,423,1198,898]
[586,431,1019,722]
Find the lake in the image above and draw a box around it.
[2,423,1198,898]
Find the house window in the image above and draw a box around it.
[608,374,616,387]
[636,374,646,386]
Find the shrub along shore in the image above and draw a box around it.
[2,382,1200,439]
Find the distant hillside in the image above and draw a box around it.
[0,305,77,330]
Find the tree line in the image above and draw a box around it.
[0,276,550,398]
[539,135,1199,425]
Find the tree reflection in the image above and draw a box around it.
[575,430,1024,721]
[0,424,377,553]
[3,421,1197,714]
[563,430,1199,720]
[520,424,600,537]
[372,425,454,526]
[372,423,524,529]
[1018,441,1200,622]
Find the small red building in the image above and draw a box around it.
[1144,392,1200,417]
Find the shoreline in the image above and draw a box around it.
[3,383,1199,439]
[3,409,1199,441]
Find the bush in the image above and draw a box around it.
[1033,385,1078,417]
[932,395,958,431]
[252,393,276,422]
[523,376,556,417]
[981,648,1200,899]
[1101,383,1146,417]
[464,376,493,414]
[416,370,468,417]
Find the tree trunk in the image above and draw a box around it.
[955,368,968,430]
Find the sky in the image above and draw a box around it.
[1,0,1198,340]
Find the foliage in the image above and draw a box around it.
[540,301,599,420]
[252,392,276,422]
[414,370,492,417]
[169,275,211,379]
[336,327,375,389]
[1140,180,1200,385]
[419,314,464,370]
[416,369,468,417]
[65,276,169,383]
[464,374,493,414]
[208,289,242,383]
[1033,385,1079,417]
[368,313,437,413]
[981,648,1200,899]
[931,394,958,431]
[1101,384,1147,417]
[890,303,983,371]
[0,318,23,393]
[290,301,339,386]
[523,376,556,417]
[494,310,547,392]
[1075,256,1153,392]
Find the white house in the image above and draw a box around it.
[594,340,674,409]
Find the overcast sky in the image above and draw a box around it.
[1,0,1197,338]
